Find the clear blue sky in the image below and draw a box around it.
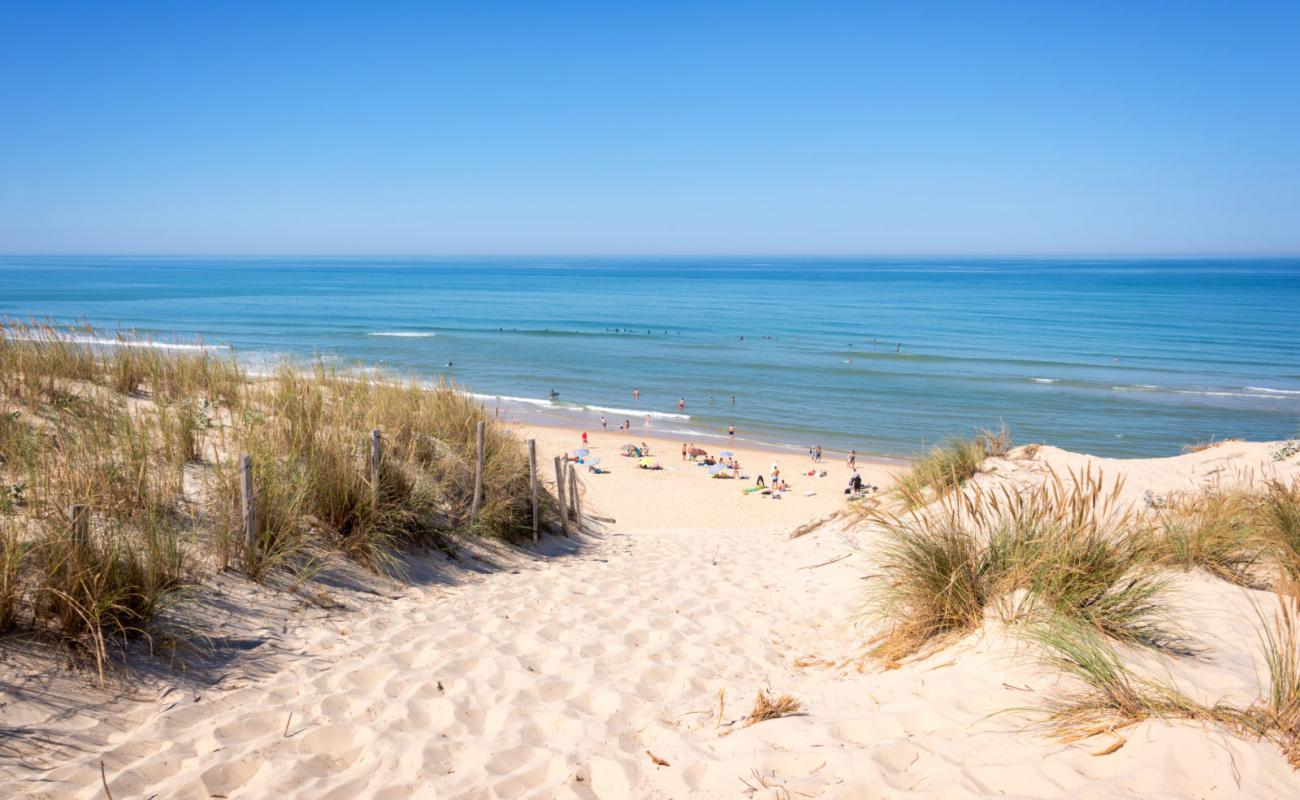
[1,0,1298,256]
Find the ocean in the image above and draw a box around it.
[1,256,1297,459]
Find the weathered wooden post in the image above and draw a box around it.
[240,453,256,570]
[553,455,570,537]
[527,439,539,543]
[567,463,582,531]
[471,421,486,519]
[370,428,383,510]
[70,504,89,548]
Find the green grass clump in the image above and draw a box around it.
[868,509,992,662]
[31,512,189,681]
[1152,488,1267,587]
[894,426,1010,509]
[1026,615,1215,743]
[1259,480,1300,592]
[865,468,1179,661]
[0,519,24,634]
[1255,599,1300,766]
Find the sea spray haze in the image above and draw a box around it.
[1,256,1297,457]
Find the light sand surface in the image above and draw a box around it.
[4,434,1300,798]
[511,423,891,530]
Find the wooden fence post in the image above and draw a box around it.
[553,455,570,537]
[471,421,485,519]
[70,504,89,548]
[527,439,539,543]
[240,453,256,570]
[567,463,582,531]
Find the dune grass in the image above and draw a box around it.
[1029,601,1300,768]
[893,425,1010,509]
[1256,598,1300,765]
[1152,488,1267,587]
[0,519,23,634]
[1260,480,1300,593]
[1149,479,1300,596]
[31,514,190,682]
[1,321,556,678]
[865,467,1180,661]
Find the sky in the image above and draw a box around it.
[1,0,1298,256]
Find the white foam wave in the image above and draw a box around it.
[368,331,436,338]
[1031,377,1058,384]
[1111,383,1294,400]
[3,333,227,351]
[1246,386,1300,396]
[1174,390,1290,399]
[583,404,690,421]
[471,393,553,408]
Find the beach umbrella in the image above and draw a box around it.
[707,463,728,474]
[572,448,590,457]
[718,450,734,458]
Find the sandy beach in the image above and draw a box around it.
[3,419,1300,799]
[508,423,890,531]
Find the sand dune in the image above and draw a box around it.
[4,431,1300,798]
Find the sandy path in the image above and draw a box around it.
[20,515,854,798]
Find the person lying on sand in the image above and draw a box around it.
[637,461,663,471]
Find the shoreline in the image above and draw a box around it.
[474,391,913,467]
[509,421,895,530]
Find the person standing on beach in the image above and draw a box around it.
[815,445,822,463]
[681,443,688,461]
[581,431,588,447]
[601,415,607,430]
[847,449,856,469]
[728,424,735,440]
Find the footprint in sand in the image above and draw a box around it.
[299,723,364,756]
[200,757,264,796]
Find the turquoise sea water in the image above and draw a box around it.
[1,256,1297,458]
